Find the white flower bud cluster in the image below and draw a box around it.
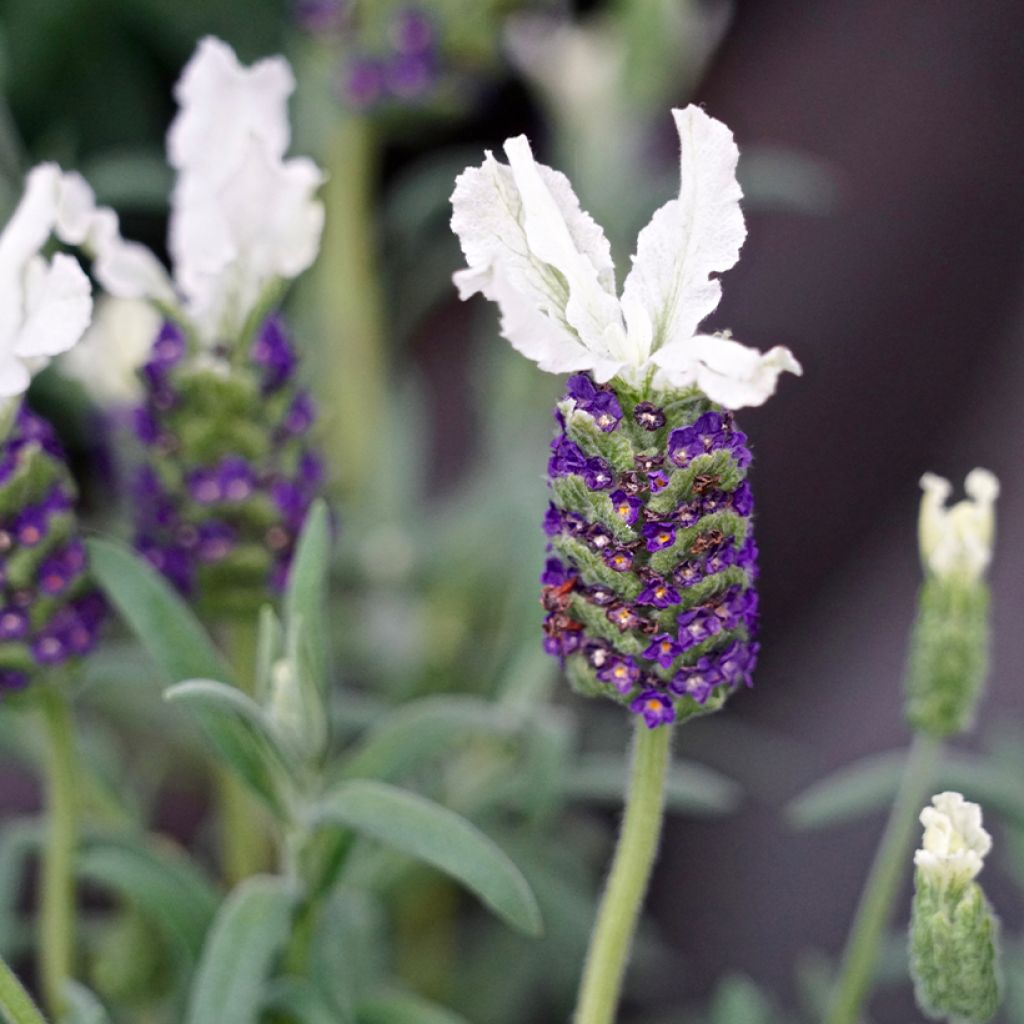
[914,791,992,885]
[918,470,999,584]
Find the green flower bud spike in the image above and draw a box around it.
[910,792,1002,1023]
[906,470,999,737]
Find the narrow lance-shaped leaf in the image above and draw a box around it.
[186,875,294,1024]
[76,835,220,962]
[311,780,543,937]
[165,679,299,818]
[62,981,112,1024]
[356,990,472,1024]
[86,537,232,685]
[335,696,524,783]
[284,498,332,693]
[255,604,285,706]
[565,753,743,816]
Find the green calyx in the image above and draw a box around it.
[905,575,990,738]
[910,869,1002,1023]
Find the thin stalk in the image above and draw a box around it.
[825,731,943,1024]
[37,688,78,1020]
[316,113,387,500]
[574,719,672,1024]
[0,953,48,1024]
[218,619,273,883]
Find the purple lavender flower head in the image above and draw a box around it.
[0,406,107,696]
[537,374,762,728]
[130,313,327,616]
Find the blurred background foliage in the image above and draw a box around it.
[0,0,1022,1022]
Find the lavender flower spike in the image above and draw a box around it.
[0,167,106,696]
[53,38,330,612]
[452,106,799,726]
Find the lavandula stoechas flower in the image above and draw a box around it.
[906,470,998,737]
[55,38,327,613]
[910,792,1001,1023]
[451,106,801,726]
[0,166,104,697]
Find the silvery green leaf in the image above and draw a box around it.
[0,820,40,959]
[565,753,742,817]
[356,991,471,1024]
[186,875,293,1024]
[76,834,219,963]
[165,679,299,818]
[335,696,523,783]
[62,981,111,1024]
[311,780,542,937]
[87,537,233,685]
[254,604,285,706]
[284,498,332,695]
[264,978,350,1024]
[787,750,904,829]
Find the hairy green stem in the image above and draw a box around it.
[37,688,77,1019]
[0,954,48,1024]
[825,731,943,1024]
[574,719,672,1024]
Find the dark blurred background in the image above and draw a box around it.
[0,0,1022,1020]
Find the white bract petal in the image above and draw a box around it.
[451,149,623,380]
[652,334,803,406]
[914,791,991,884]
[621,106,746,362]
[0,165,94,401]
[169,142,324,341]
[167,36,294,184]
[502,136,626,361]
[918,469,999,582]
[59,296,161,405]
[450,105,800,409]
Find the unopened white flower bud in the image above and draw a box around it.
[918,470,999,583]
[914,792,991,885]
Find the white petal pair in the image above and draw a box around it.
[77,36,324,346]
[0,164,94,399]
[450,105,801,408]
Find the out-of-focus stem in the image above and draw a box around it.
[38,688,77,1019]
[825,731,943,1024]
[316,113,388,500]
[574,719,671,1024]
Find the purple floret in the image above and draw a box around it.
[631,690,675,728]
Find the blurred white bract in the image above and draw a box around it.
[0,164,93,404]
[450,105,801,409]
[55,36,324,353]
[915,791,992,885]
[918,470,999,584]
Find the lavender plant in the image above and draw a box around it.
[0,164,102,1018]
[450,104,801,1024]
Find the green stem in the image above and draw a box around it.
[574,719,672,1024]
[825,731,943,1024]
[0,954,48,1024]
[218,619,273,884]
[316,113,388,500]
[37,689,78,1020]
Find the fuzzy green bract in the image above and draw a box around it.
[910,869,1001,1023]
[905,576,990,738]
